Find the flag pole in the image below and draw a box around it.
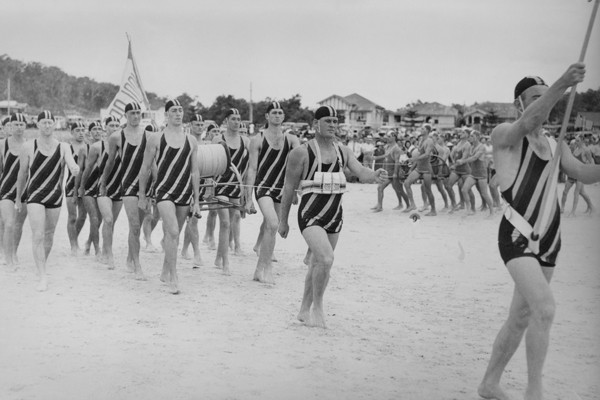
[532,0,599,241]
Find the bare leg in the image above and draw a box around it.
[203,210,217,249]
[185,215,202,267]
[479,258,554,400]
[97,197,122,269]
[27,204,61,291]
[0,200,18,269]
[229,199,243,255]
[560,180,574,213]
[434,179,449,209]
[122,197,146,280]
[82,196,101,257]
[391,177,409,209]
[461,176,476,215]
[299,227,339,328]
[66,196,81,255]
[373,180,390,212]
[142,204,160,251]
[214,198,231,274]
[402,170,419,212]
[253,197,279,284]
[489,173,502,209]
[253,220,266,255]
[476,179,495,216]
[422,173,436,216]
[156,201,188,294]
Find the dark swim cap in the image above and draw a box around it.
[10,113,27,123]
[124,102,141,113]
[315,106,337,120]
[514,76,547,99]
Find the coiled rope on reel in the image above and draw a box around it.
[197,142,232,178]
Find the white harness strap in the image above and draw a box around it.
[503,137,557,255]
[299,140,347,196]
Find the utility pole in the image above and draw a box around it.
[7,79,11,115]
[249,82,253,124]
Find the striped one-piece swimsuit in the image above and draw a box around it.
[254,133,291,203]
[453,144,472,175]
[26,140,65,208]
[297,142,345,234]
[154,134,193,206]
[84,142,107,197]
[0,140,25,202]
[215,137,249,199]
[498,137,561,267]
[103,147,123,201]
[120,130,147,197]
[65,144,87,197]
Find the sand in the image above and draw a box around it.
[1,182,599,400]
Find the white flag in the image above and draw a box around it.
[106,39,150,121]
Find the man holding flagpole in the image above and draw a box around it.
[478,62,600,400]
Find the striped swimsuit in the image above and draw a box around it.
[0,140,25,202]
[254,133,291,203]
[65,144,87,197]
[103,145,123,201]
[120,130,147,197]
[498,137,561,267]
[215,137,249,199]
[297,142,345,234]
[26,140,65,208]
[154,134,193,206]
[83,142,106,197]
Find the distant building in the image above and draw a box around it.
[317,93,387,130]
[397,102,458,131]
[0,100,28,116]
[575,111,600,131]
[464,102,518,130]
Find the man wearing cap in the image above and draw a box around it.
[78,121,106,260]
[210,108,250,274]
[15,111,80,291]
[0,113,28,269]
[65,121,89,255]
[86,116,122,269]
[138,100,200,294]
[478,63,600,400]
[100,102,147,280]
[245,101,300,284]
[181,114,204,267]
[201,122,221,249]
[404,124,437,216]
[278,106,387,328]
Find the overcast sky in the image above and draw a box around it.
[2,0,599,111]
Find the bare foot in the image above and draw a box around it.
[424,211,437,216]
[392,205,404,210]
[234,248,245,256]
[261,266,275,285]
[372,207,383,213]
[70,247,80,257]
[168,279,180,294]
[126,260,135,273]
[253,266,263,282]
[402,205,416,213]
[214,257,223,268]
[297,309,310,323]
[134,269,147,281]
[207,240,216,250]
[36,278,48,292]
[222,263,231,276]
[192,257,203,269]
[418,206,429,212]
[308,309,327,329]
[181,250,190,260]
[477,382,513,400]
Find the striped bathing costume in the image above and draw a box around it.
[254,133,291,203]
[64,144,87,197]
[84,142,107,197]
[469,143,487,180]
[297,141,346,234]
[120,130,147,197]
[154,133,194,206]
[215,137,249,199]
[102,143,123,201]
[26,140,65,208]
[0,140,26,202]
[498,137,561,267]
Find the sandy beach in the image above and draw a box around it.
[1,182,599,400]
